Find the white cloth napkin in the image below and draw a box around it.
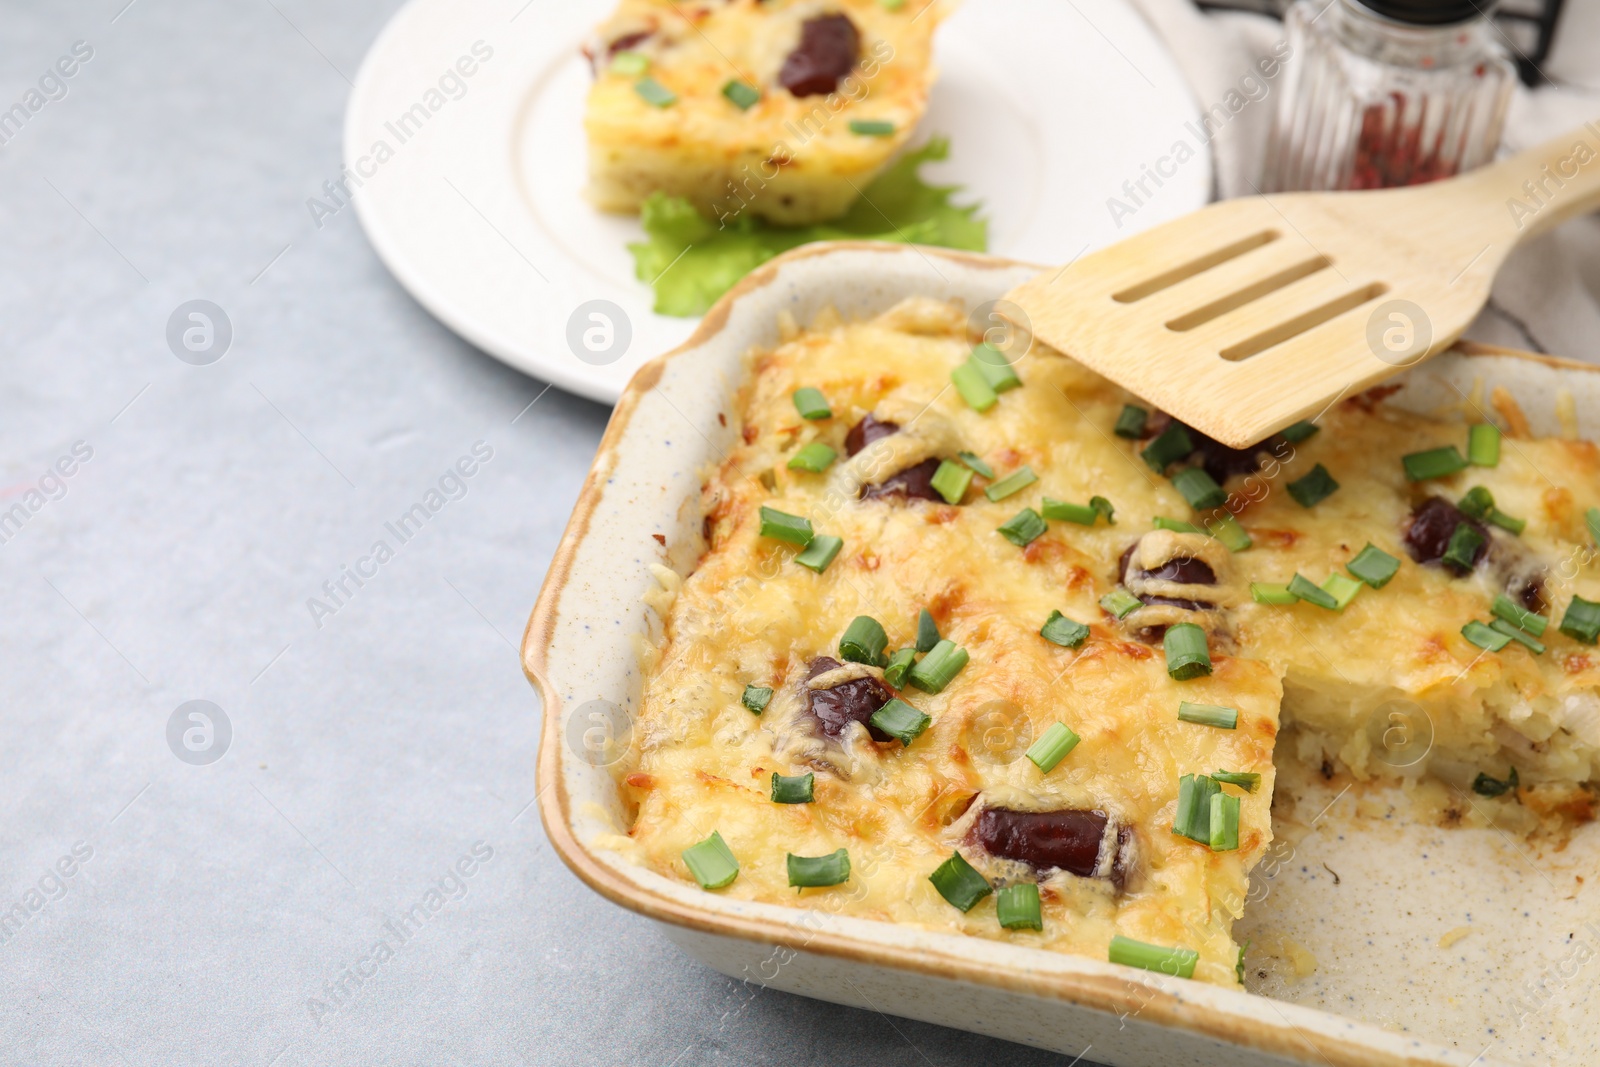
[1125,0,1600,362]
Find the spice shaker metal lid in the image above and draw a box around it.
[1354,0,1495,25]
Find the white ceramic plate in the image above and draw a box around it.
[346,0,1212,404]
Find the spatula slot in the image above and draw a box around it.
[1111,230,1279,304]
[1165,256,1332,332]
[1219,283,1389,362]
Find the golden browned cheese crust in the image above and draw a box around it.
[620,298,1600,986]
[584,0,941,224]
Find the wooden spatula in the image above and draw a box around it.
[1006,122,1600,448]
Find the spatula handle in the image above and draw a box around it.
[1455,121,1600,246]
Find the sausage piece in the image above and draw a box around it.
[1118,538,1217,612]
[975,807,1134,889]
[778,14,860,97]
[860,457,942,502]
[804,657,894,741]
[845,413,899,457]
[1403,497,1487,575]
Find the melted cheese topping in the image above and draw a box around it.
[620,298,1600,986]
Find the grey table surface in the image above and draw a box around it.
[0,2,1088,1065]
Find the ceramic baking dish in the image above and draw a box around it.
[525,243,1600,1067]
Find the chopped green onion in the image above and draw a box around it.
[792,387,831,420]
[1472,766,1519,797]
[1491,594,1548,636]
[915,608,941,653]
[1153,515,1202,533]
[1461,619,1511,651]
[951,363,998,412]
[1211,770,1261,792]
[1114,404,1148,438]
[1487,508,1526,535]
[795,534,843,573]
[1287,464,1340,508]
[958,451,994,478]
[759,506,813,545]
[771,771,815,804]
[848,119,895,137]
[929,459,973,505]
[1025,722,1081,773]
[1101,589,1142,618]
[1321,572,1364,610]
[721,78,760,109]
[1458,485,1494,520]
[997,508,1047,547]
[1442,522,1485,572]
[611,50,650,76]
[633,76,677,107]
[1178,701,1237,729]
[1588,507,1600,546]
[1091,496,1116,524]
[741,685,773,714]
[996,883,1043,931]
[870,697,931,745]
[878,0,907,9]
[1560,595,1600,644]
[985,466,1038,501]
[1163,623,1212,680]
[1172,773,1220,843]
[1209,512,1252,552]
[1172,467,1226,510]
[1490,618,1546,654]
[1109,935,1198,979]
[1459,486,1524,532]
[1040,611,1089,648]
[788,848,850,887]
[1288,573,1338,609]
[1250,582,1297,605]
[928,851,992,912]
[883,648,917,688]
[1403,445,1468,482]
[1346,543,1400,588]
[839,616,888,666]
[1041,498,1097,525]
[681,832,738,889]
[907,639,968,693]
[1209,791,1241,852]
[1468,423,1501,467]
[1141,423,1194,472]
[1279,420,1320,443]
[1237,941,1249,984]
[787,441,837,473]
[970,343,1022,392]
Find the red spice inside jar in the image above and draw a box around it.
[1347,93,1465,189]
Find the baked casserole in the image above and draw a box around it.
[611,297,1600,987]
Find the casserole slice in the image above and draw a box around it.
[584,0,943,225]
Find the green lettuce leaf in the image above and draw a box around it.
[627,137,987,317]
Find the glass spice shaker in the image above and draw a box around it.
[1261,0,1517,192]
